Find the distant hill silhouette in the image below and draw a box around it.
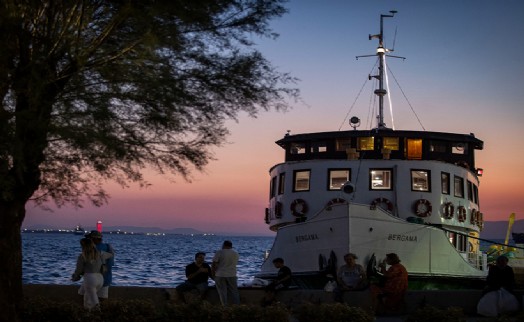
[103,226,207,235]
[480,219,524,240]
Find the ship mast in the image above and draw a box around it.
[357,10,405,129]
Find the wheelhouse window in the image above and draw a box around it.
[411,170,430,192]
[383,137,399,151]
[370,169,392,190]
[328,169,351,190]
[311,141,327,153]
[336,138,351,152]
[358,137,374,151]
[278,173,285,195]
[430,140,447,153]
[441,172,450,195]
[290,142,306,154]
[406,138,422,160]
[454,176,464,198]
[270,176,277,198]
[473,184,479,204]
[467,180,474,202]
[452,142,467,155]
[293,170,310,192]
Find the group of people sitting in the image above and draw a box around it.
[333,252,408,314]
[175,250,291,307]
[175,250,408,314]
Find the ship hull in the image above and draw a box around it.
[258,203,487,289]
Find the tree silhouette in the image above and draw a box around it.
[0,1,297,319]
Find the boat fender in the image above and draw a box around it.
[470,209,478,225]
[442,202,455,219]
[264,208,270,224]
[457,206,467,222]
[290,198,308,216]
[326,198,346,210]
[274,201,283,219]
[414,199,432,217]
[370,197,394,212]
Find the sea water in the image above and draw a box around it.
[22,233,274,288]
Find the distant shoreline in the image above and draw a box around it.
[21,228,215,236]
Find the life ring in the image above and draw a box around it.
[326,198,346,210]
[414,199,432,217]
[370,197,394,212]
[477,212,484,230]
[290,199,308,217]
[457,206,466,222]
[264,208,270,224]
[442,202,454,219]
[470,209,478,225]
[274,201,283,219]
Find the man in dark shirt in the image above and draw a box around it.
[262,257,292,306]
[485,255,516,294]
[176,252,212,301]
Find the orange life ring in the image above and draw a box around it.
[371,197,394,212]
[264,208,270,224]
[414,199,432,217]
[290,199,308,217]
[326,198,346,210]
[274,201,283,219]
[442,202,454,219]
[457,206,466,222]
[470,209,478,225]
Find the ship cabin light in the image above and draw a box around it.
[476,168,483,177]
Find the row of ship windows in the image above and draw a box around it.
[290,137,468,156]
[270,168,479,205]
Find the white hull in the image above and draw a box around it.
[259,202,487,287]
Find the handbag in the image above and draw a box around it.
[99,252,108,274]
[323,280,337,292]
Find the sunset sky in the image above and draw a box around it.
[24,0,524,236]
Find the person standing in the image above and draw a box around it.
[370,253,408,315]
[334,253,367,302]
[176,252,213,301]
[212,240,240,305]
[87,230,114,301]
[71,237,113,310]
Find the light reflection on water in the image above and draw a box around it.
[22,233,274,287]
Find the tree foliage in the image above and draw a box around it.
[0,0,297,209]
[0,1,297,320]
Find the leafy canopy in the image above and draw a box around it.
[0,0,297,208]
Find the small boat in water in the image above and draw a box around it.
[74,225,85,235]
[256,11,489,289]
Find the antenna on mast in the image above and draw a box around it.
[356,10,405,130]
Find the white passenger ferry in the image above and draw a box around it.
[257,11,488,289]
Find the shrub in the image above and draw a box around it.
[21,297,291,322]
[405,306,466,322]
[21,297,84,322]
[295,303,374,322]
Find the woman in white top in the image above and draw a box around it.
[72,237,113,309]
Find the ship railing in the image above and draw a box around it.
[468,252,488,271]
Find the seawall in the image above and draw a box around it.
[22,284,524,314]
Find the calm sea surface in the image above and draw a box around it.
[22,233,274,288]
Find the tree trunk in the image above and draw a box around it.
[0,202,25,322]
